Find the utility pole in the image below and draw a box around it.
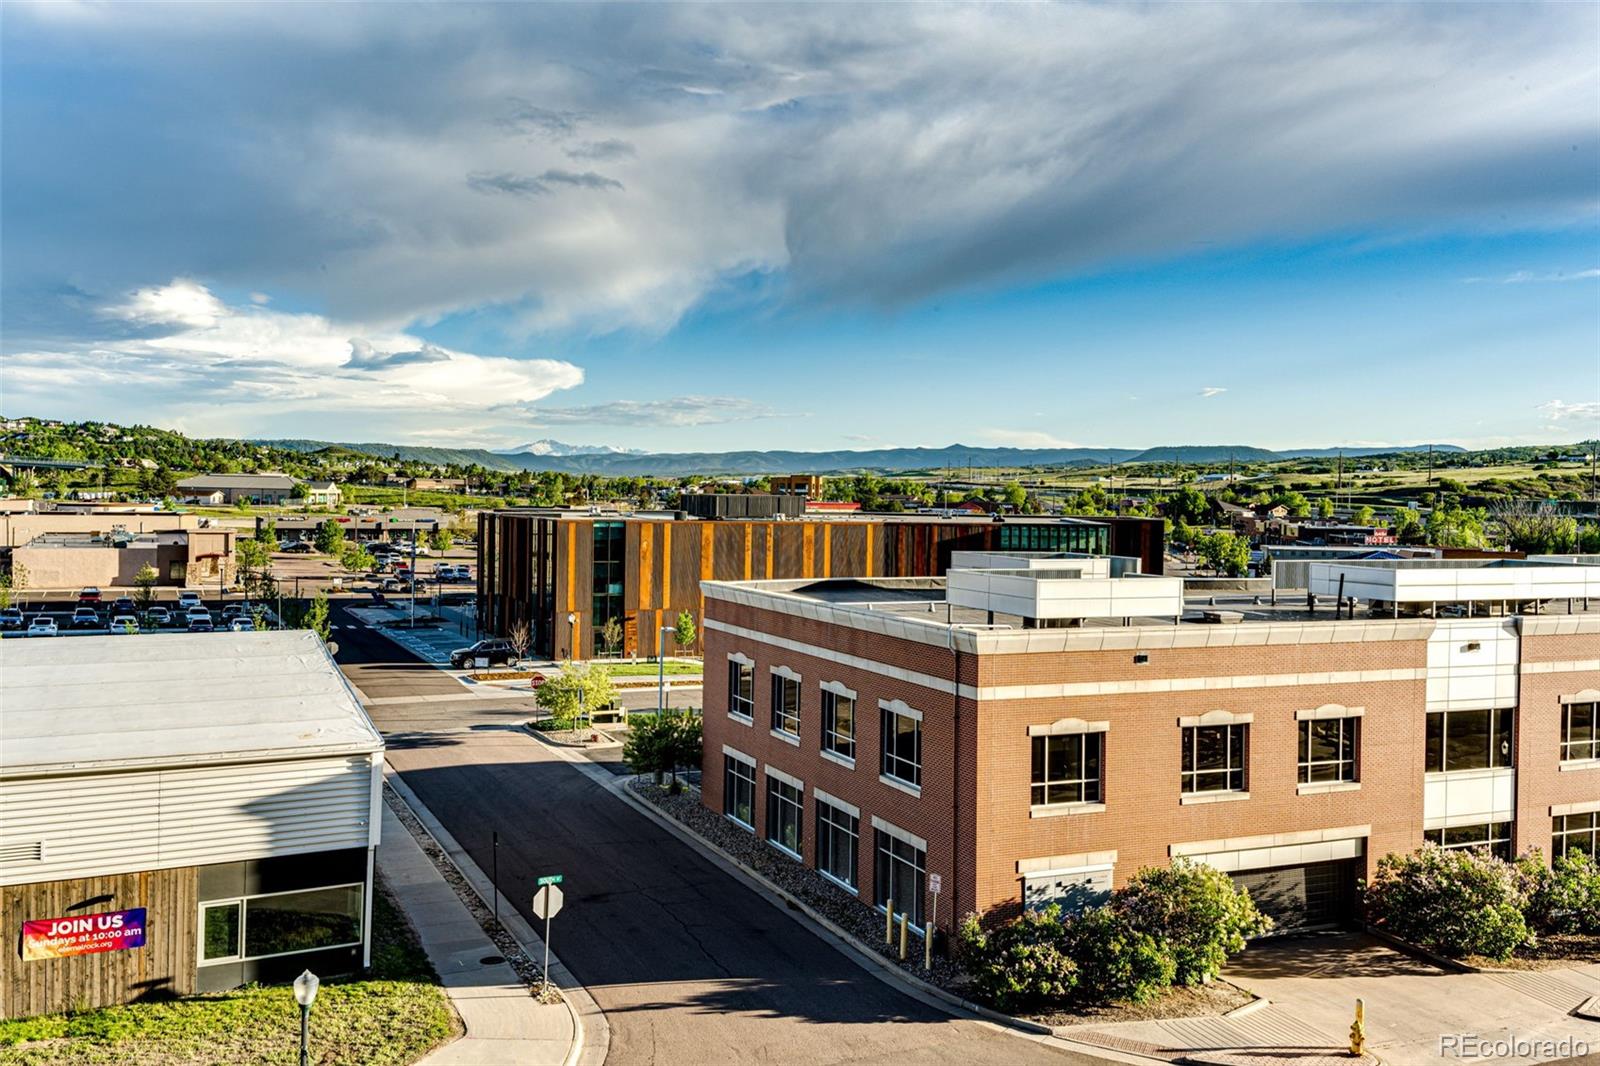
[1427,444,1434,487]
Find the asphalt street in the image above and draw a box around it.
[330,600,1099,1066]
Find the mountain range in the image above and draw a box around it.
[491,439,646,457]
[257,438,1465,476]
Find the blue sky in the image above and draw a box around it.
[2,3,1596,453]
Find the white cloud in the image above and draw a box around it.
[1537,400,1600,423]
[1199,386,1228,398]
[1502,269,1600,284]
[3,280,584,438]
[526,395,784,427]
[2,4,1595,336]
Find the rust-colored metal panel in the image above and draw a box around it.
[773,524,803,576]
[864,522,875,577]
[802,524,815,578]
[713,524,744,582]
[764,525,774,578]
[638,523,654,609]
[700,524,714,583]
[743,524,752,580]
[660,523,672,610]
[831,523,866,575]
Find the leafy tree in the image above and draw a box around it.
[428,528,453,552]
[1315,497,1335,519]
[1363,845,1530,960]
[235,538,276,600]
[1392,507,1425,544]
[1197,530,1249,577]
[304,591,332,643]
[623,710,703,789]
[257,519,280,552]
[1001,482,1027,510]
[1352,505,1375,527]
[339,543,375,575]
[1520,849,1600,936]
[1425,505,1489,549]
[673,609,697,655]
[600,615,623,658]
[9,469,40,497]
[1111,859,1271,985]
[537,663,617,725]
[313,518,346,555]
[0,575,10,612]
[133,563,160,610]
[251,605,270,631]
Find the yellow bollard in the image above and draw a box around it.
[898,913,909,960]
[885,901,894,945]
[1349,997,1365,1057]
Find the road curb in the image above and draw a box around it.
[384,768,610,1066]
[511,727,1156,1065]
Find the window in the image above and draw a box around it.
[1023,867,1112,915]
[1298,717,1358,784]
[765,774,804,858]
[816,799,859,888]
[822,688,856,760]
[1030,733,1102,806]
[1424,822,1513,862]
[727,659,754,720]
[1425,708,1514,772]
[1562,702,1599,763]
[724,754,756,828]
[1554,812,1599,859]
[590,521,624,654]
[201,902,241,962]
[771,671,801,736]
[874,828,927,928]
[1182,723,1246,794]
[880,703,922,788]
[198,885,364,966]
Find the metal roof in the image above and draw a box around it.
[0,631,383,778]
[176,474,296,490]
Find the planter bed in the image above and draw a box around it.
[1463,933,1600,972]
[628,779,1257,1028]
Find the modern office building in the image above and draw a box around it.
[476,507,1163,659]
[1,632,384,1017]
[699,556,1600,941]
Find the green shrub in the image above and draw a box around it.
[1522,849,1600,936]
[1065,905,1176,1005]
[1112,859,1271,984]
[1364,844,1531,960]
[957,906,1077,1012]
[622,711,703,786]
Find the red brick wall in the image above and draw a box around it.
[1514,628,1600,856]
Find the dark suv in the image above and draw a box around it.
[450,639,517,669]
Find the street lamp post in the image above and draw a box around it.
[657,625,676,716]
[293,969,320,1066]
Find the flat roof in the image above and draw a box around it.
[177,474,296,489]
[0,631,384,778]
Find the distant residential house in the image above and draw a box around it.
[404,477,466,493]
[176,473,296,505]
[304,481,342,507]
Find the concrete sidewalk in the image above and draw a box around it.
[377,801,577,1065]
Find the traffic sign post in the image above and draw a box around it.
[532,878,565,989]
[925,874,941,971]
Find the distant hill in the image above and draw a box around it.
[253,438,1465,476]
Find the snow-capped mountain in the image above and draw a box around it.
[493,439,645,457]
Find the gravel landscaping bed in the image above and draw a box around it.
[1464,933,1600,972]
[384,785,561,1001]
[630,779,1261,1027]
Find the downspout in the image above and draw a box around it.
[950,626,961,943]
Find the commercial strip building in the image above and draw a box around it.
[0,508,204,549]
[176,474,299,505]
[699,555,1600,941]
[476,506,1163,660]
[11,529,235,588]
[0,632,384,1018]
[255,507,447,544]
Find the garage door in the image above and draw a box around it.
[1231,859,1357,932]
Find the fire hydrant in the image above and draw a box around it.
[1349,997,1366,1057]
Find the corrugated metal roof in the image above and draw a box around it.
[0,631,383,778]
[176,474,296,489]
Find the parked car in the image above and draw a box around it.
[188,614,215,632]
[77,587,102,604]
[411,543,432,557]
[370,542,401,556]
[447,565,473,582]
[145,606,172,627]
[227,617,255,632]
[71,606,101,629]
[110,614,140,634]
[0,607,23,630]
[177,591,203,610]
[281,541,315,554]
[381,577,413,593]
[449,639,517,670]
[27,616,58,637]
[221,602,254,620]
[111,596,137,615]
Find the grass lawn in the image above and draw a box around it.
[0,881,458,1065]
[598,660,702,676]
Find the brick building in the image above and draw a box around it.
[699,555,1600,943]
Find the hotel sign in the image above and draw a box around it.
[21,908,147,961]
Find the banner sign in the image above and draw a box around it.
[22,908,147,961]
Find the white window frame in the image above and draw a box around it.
[1561,701,1599,764]
[879,699,922,791]
[1181,721,1247,795]
[723,747,757,831]
[822,681,858,764]
[727,654,755,722]
[197,881,365,969]
[815,790,861,891]
[1297,714,1359,786]
[771,667,802,737]
[1030,731,1103,809]
[764,769,805,860]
